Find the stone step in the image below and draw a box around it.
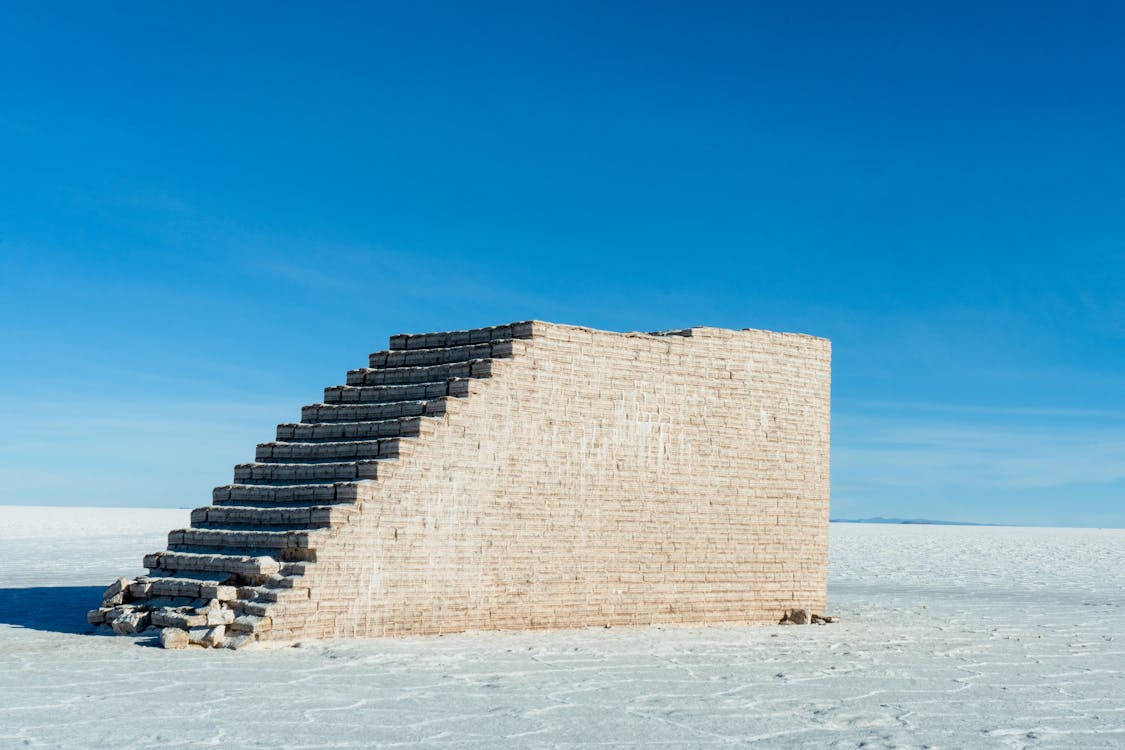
[323,378,470,404]
[232,599,272,617]
[129,575,239,602]
[233,460,384,484]
[143,551,282,579]
[345,359,494,386]
[388,321,534,350]
[151,609,212,630]
[301,398,449,424]
[229,614,272,634]
[168,527,324,552]
[266,573,303,589]
[150,599,240,630]
[190,505,354,530]
[255,438,403,463]
[211,481,368,507]
[241,585,308,604]
[126,594,206,610]
[275,416,431,443]
[369,339,516,369]
[280,561,309,576]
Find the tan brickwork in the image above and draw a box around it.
[90,321,830,648]
[274,322,831,639]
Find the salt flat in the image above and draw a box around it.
[1,508,1123,749]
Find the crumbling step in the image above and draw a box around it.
[345,359,495,386]
[280,561,309,576]
[152,607,234,630]
[255,438,403,463]
[265,572,304,589]
[275,416,431,442]
[233,460,384,484]
[323,378,470,404]
[127,575,238,602]
[229,614,272,634]
[190,504,354,529]
[231,599,272,617]
[369,340,516,369]
[168,527,325,552]
[211,481,368,507]
[143,551,282,578]
[388,321,533,350]
[239,584,310,604]
[301,398,449,423]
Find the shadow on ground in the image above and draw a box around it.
[0,586,104,635]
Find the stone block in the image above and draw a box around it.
[160,628,190,649]
[187,626,211,645]
[200,585,238,601]
[110,609,150,635]
[201,625,226,648]
[128,581,152,598]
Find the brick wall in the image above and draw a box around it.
[271,322,831,639]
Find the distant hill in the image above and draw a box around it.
[830,517,1009,527]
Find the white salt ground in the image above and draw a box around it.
[1,507,1123,749]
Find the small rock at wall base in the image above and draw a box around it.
[779,608,810,625]
[160,628,190,649]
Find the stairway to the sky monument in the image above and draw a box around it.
[88,322,535,648]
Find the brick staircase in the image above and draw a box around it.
[88,322,535,649]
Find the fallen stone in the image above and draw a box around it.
[187,626,211,645]
[160,628,190,649]
[110,610,150,635]
[102,577,130,601]
[207,608,235,626]
[201,625,226,648]
[225,634,255,650]
[779,608,809,625]
[104,605,129,622]
[128,581,153,598]
[151,610,208,629]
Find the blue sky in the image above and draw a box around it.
[2,2,1123,526]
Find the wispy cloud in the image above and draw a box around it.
[835,408,1125,491]
[0,397,293,507]
[838,400,1125,421]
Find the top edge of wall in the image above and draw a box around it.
[393,320,830,346]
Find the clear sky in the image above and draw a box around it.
[2,2,1123,526]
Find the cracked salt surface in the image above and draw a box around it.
[1,507,1123,749]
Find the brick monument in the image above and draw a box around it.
[89,321,831,648]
